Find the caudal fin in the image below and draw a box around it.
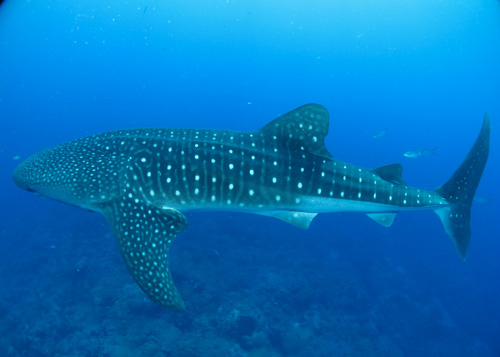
[434,113,490,259]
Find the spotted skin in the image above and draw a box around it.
[105,199,187,311]
[12,104,490,310]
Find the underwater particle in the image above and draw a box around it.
[372,128,387,139]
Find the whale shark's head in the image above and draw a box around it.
[13,146,85,207]
[13,138,122,210]
[12,154,37,192]
[13,148,62,193]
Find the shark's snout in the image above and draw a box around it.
[12,160,32,191]
[12,152,49,193]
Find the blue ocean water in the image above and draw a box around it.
[1,0,499,355]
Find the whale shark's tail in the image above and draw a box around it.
[434,113,490,259]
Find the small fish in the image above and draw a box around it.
[403,147,437,158]
[13,155,21,160]
[373,129,387,139]
[474,194,491,204]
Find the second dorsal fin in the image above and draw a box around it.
[373,164,407,185]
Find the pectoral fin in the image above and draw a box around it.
[103,198,188,311]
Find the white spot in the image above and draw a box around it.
[141,158,146,162]
[298,182,303,189]
[341,192,345,197]
[175,190,181,196]
[272,177,277,183]
[150,189,155,196]
[229,183,234,190]
[229,164,234,170]
[317,188,322,194]
[249,189,255,196]
[249,169,254,175]
[275,195,281,201]
[195,175,200,181]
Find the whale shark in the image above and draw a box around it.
[12,104,490,311]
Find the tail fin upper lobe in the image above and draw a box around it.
[434,113,490,259]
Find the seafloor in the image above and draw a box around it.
[0,203,494,356]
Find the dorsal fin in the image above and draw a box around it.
[258,103,333,159]
[373,164,407,185]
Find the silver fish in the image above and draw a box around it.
[403,147,437,158]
